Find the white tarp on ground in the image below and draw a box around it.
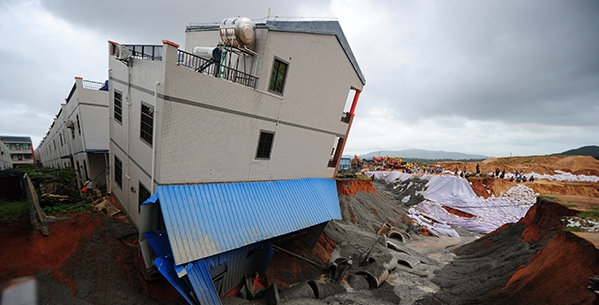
[368,172,538,236]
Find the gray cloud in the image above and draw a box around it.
[1,0,597,156]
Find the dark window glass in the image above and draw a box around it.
[269,59,288,94]
[140,103,154,146]
[76,115,81,135]
[138,182,151,212]
[114,156,122,189]
[114,90,123,123]
[256,131,275,159]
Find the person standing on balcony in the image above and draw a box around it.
[212,42,224,76]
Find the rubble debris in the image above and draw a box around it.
[93,198,121,217]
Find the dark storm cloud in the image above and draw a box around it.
[364,0,599,126]
[37,0,333,45]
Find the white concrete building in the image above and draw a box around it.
[36,77,109,190]
[108,18,365,302]
[0,136,34,168]
[108,18,365,228]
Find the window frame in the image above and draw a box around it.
[268,58,289,95]
[138,181,151,213]
[255,131,275,159]
[114,90,123,124]
[114,156,123,189]
[140,102,154,147]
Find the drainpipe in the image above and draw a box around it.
[107,69,113,195]
[150,82,159,193]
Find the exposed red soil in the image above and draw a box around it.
[336,179,377,195]
[491,199,599,304]
[468,178,492,198]
[439,155,599,176]
[0,211,184,304]
[442,205,476,218]
[265,233,337,290]
[519,198,578,244]
[0,214,101,280]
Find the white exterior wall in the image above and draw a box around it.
[110,21,365,227]
[109,50,165,217]
[36,77,108,187]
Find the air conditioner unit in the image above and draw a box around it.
[117,45,130,61]
[66,120,74,129]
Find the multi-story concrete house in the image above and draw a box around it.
[0,136,35,168]
[36,77,109,190]
[0,138,13,170]
[108,17,365,304]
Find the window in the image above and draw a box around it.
[59,134,63,146]
[114,90,123,123]
[76,115,81,135]
[114,156,123,189]
[138,182,151,212]
[269,58,288,94]
[255,131,275,159]
[22,143,30,149]
[140,103,154,146]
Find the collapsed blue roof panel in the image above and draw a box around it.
[155,178,341,265]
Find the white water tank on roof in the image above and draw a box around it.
[220,17,256,48]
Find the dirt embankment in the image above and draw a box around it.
[0,213,186,305]
[438,155,599,176]
[418,198,599,305]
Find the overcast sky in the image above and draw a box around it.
[1,0,597,157]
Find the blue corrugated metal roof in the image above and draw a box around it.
[155,178,341,265]
[154,256,197,304]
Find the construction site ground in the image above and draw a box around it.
[1,155,598,304]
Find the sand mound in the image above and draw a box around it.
[417,198,599,305]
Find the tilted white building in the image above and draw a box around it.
[108,17,365,304]
[36,77,109,189]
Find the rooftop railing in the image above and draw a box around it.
[82,80,106,90]
[177,49,258,89]
[123,44,163,61]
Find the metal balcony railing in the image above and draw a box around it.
[177,50,258,89]
[124,45,163,61]
[81,80,105,90]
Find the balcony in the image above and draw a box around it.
[177,49,258,89]
[341,112,353,123]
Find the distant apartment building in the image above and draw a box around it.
[0,138,13,170]
[0,136,35,168]
[108,17,364,303]
[36,77,109,189]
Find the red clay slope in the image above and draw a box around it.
[490,198,599,304]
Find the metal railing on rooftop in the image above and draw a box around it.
[124,44,163,61]
[82,80,106,90]
[177,50,258,89]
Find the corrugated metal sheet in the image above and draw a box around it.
[154,256,197,305]
[155,178,341,265]
[187,260,221,305]
[201,241,273,297]
[143,231,172,259]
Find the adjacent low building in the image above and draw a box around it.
[36,77,109,190]
[0,138,13,170]
[108,17,365,304]
[0,136,35,168]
